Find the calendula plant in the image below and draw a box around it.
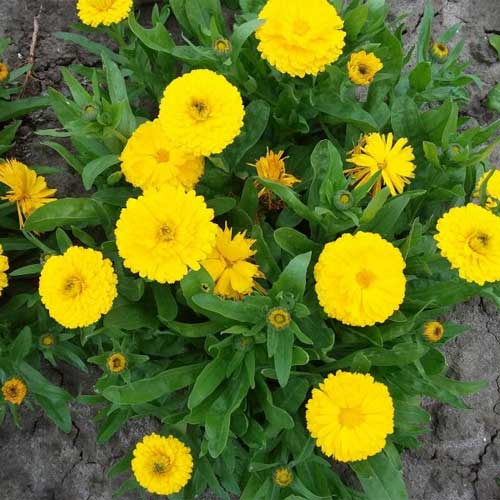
[1,0,500,498]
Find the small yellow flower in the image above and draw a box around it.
[0,159,57,227]
[202,225,263,299]
[347,51,383,86]
[273,467,294,488]
[213,38,231,54]
[131,433,193,496]
[77,0,133,27]
[107,352,127,373]
[306,371,394,462]
[0,244,8,297]
[334,190,354,210]
[474,170,500,209]
[0,62,9,82]
[2,378,27,405]
[432,42,449,60]
[255,0,346,77]
[40,334,56,347]
[345,133,416,196]
[267,307,291,330]
[423,321,444,342]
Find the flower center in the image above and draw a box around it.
[356,269,375,289]
[377,160,388,171]
[63,276,84,298]
[338,406,365,428]
[468,232,490,254]
[190,99,210,121]
[267,308,291,330]
[158,224,174,242]
[155,149,170,163]
[358,64,369,75]
[91,0,116,11]
[152,456,171,475]
[9,387,17,396]
[293,19,309,34]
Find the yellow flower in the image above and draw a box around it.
[116,186,217,284]
[0,244,8,297]
[202,225,263,299]
[306,371,394,462]
[107,352,127,373]
[273,467,293,488]
[0,159,57,227]
[76,0,133,27]
[346,133,416,196]
[39,247,118,329]
[131,433,193,496]
[434,203,500,285]
[315,232,406,327]
[2,378,27,405]
[40,334,56,347]
[474,170,500,209]
[432,42,449,60]
[423,321,444,342]
[158,69,245,156]
[347,51,383,86]
[0,62,9,82]
[213,38,231,54]
[255,0,346,77]
[267,307,291,330]
[120,120,205,191]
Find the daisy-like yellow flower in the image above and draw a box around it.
[474,170,500,209]
[116,186,217,284]
[423,321,444,342]
[2,378,27,405]
[346,133,416,196]
[0,159,57,227]
[201,225,263,299]
[0,62,9,82]
[158,69,245,157]
[39,247,118,329]
[131,433,193,496]
[315,232,406,327]
[267,307,291,330]
[76,0,133,27]
[107,352,127,373]
[306,371,394,462]
[120,120,205,191]
[0,244,8,297]
[431,42,449,61]
[435,203,500,285]
[273,467,294,488]
[213,38,231,55]
[255,0,346,77]
[347,51,383,86]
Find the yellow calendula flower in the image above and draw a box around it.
[158,69,245,157]
[76,0,133,27]
[347,51,383,86]
[0,244,8,297]
[2,378,27,405]
[120,120,205,192]
[107,352,127,373]
[0,159,57,227]
[315,232,406,327]
[255,0,346,77]
[0,62,9,82]
[213,38,231,55]
[267,307,291,330]
[474,170,500,209]
[132,433,193,496]
[435,203,500,285]
[273,467,294,488]
[116,186,217,284]
[39,247,118,329]
[306,371,394,462]
[423,321,444,342]
[202,225,263,299]
[346,133,416,196]
[432,42,449,60]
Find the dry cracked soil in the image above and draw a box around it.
[0,0,500,499]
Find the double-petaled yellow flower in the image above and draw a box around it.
[77,0,133,27]
[348,51,383,86]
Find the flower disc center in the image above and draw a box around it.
[338,406,365,428]
[468,232,490,254]
[190,99,210,121]
[356,269,375,289]
[64,276,84,298]
[155,149,170,163]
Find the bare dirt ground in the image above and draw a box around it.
[0,0,499,499]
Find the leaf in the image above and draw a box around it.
[82,155,120,190]
[0,121,20,155]
[104,301,158,330]
[152,283,178,322]
[270,252,311,301]
[231,19,264,60]
[97,409,131,443]
[42,141,84,174]
[192,293,266,323]
[0,96,49,122]
[409,62,432,92]
[273,227,319,256]
[489,34,500,60]
[188,357,227,409]
[35,394,72,433]
[417,0,433,63]
[128,11,175,52]
[344,4,369,41]
[487,84,500,113]
[274,328,294,387]
[10,326,32,363]
[9,264,42,277]
[206,196,237,216]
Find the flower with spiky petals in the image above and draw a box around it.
[306,371,394,462]
[132,433,193,496]
[345,133,415,196]
[0,244,8,297]
[0,62,9,82]
[348,51,383,86]
[158,69,244,156]
[120,120,205,191]
[2,378,27,405]
[255,0,346,77]
[107,352,127,373]
[273,467,293,488]
[435,203,500,285]
[423,321,444,342]
[115,186,217,284]
[39,247,118,329]
[267,307,291,330]
[77,0,133,27]
[202,225,263,299]
[0,159,56,227]
[474,170,500,209]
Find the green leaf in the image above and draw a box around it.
[192,293,266,323]
[487,84,500,113]
[489,34,500,60]
[231,19,264,60]
[9,264,42,277]
[82,155,120,190]
[344,4,369,41]
[128,11,175,52]
[0,96,49,122]
[270,252,311,301]
[104,301,158,330]
[417,0,433,63]
[0,121,20,155]
[206,196,237,216]
[41,141,84,174]
[97,409,131,443]
[152,283,178,322]
[10,326,32,363]
[274,328,294,387]
[35,393,72,433]
[315,95,378,131]
[274,227,319,256]
[56,228,73,253]
[409,62,432,92]
[188,357,227,409]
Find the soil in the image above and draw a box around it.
[0,0,499,499]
